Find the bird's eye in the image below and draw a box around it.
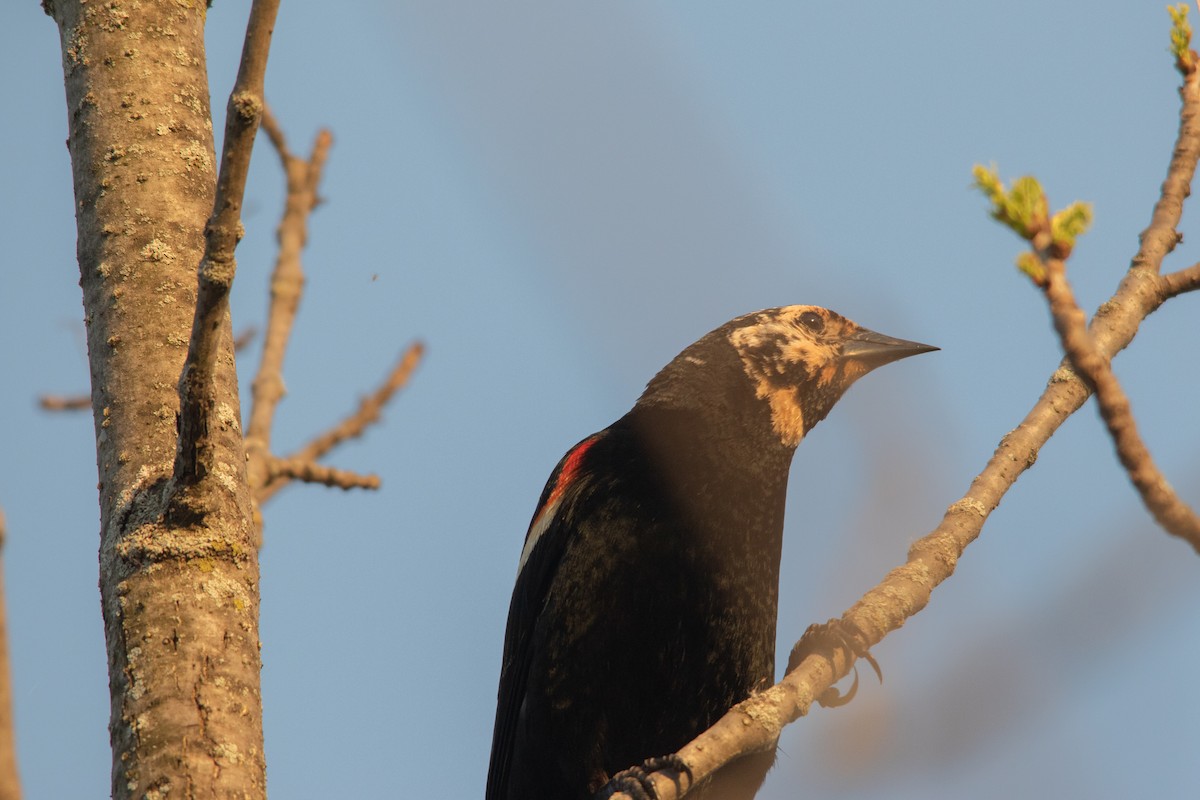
[798,311,824,333]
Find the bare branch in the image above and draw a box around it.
[1043,258,1200,550]
[258,341,425,504]
[173,0,281,486]
[246,110,334,497]
[294,342,425,462]
[264,457,380,492]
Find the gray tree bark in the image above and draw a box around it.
[43,2,266,797]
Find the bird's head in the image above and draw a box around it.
[637,305,937,449]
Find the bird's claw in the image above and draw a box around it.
[787,618,882,708]
[594,754,693,800]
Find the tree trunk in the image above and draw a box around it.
[44,1,266,797]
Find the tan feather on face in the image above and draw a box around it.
[727,306,861,447]
[760,388,806,448]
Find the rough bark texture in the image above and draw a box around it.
[46,2,265,798]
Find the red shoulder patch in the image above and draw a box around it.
[518,434,601,574]
[541,435,599,515]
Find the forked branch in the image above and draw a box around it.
[242,110,424,515]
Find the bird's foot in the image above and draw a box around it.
[787,618,882,708]
[594,754,693,800]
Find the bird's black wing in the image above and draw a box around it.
[486,433,602,800]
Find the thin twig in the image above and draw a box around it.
[291,342,424,462]
[38,395,90,412]
[246,109,334,497]
[264,457,380,491]
[1044,258,1200,551]
[606,31,1200,800]
[173,0,281,486]
[258,341,425,504]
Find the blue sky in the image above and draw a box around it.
[2,2,1199,798]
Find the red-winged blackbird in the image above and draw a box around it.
[487,305,936,800]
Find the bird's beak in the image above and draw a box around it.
[841,327,939,369]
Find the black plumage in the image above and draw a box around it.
[487,305,935,800]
